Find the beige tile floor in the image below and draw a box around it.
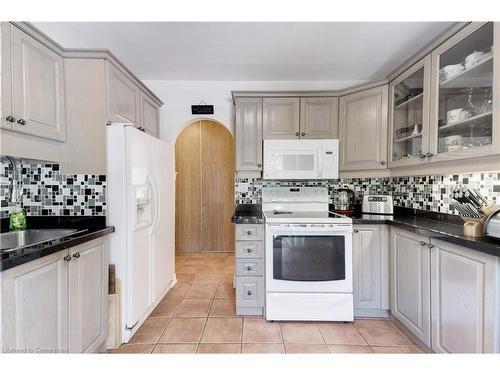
[110,252,425,354]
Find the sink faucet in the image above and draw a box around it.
[1,155,19,206]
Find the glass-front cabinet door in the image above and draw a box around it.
[389,56,431,167]
[429,22,499,161]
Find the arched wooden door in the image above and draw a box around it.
[175,120,235,253]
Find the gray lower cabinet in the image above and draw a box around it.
[235,224,264,316]
[389,227,431,347]
[0,238,109,353]
[68,240,109,353]
[235,98,263,173]
[352,225,389,317]
[390,227,500,353]
[430,239,500,353]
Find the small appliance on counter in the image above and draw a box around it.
[332,188,355,215]
[362,195,394,215]
[485,209,500,240]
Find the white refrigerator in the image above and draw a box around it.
[107,123,175,343]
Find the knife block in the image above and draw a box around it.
[462,203,499,237]
[462,218,486,237]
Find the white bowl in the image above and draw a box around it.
[445,135,463,146]
[465,51,485,69]
[440,64,465,81]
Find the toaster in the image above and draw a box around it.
[362,195,394,215]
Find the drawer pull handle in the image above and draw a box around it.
[247,231,252,235]
[247,291,252,296]
[247,248,252,253]
[247,266,252,271]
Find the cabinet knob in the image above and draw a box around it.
[73,252,81,259]
[426,152,433,158]
[295,132,300,137]
[247,231,252,235]
[247,291,252,296]
[419,241,427,246]
[353,229,359,233]
[5,115,15,123]
[301,132,305,137]
[257,163,262,168]
[427,244,435,249]
[419,152,426,159]
[64,255,72,262]
[380,161,386,165]
[17,119,26,126]
[247,248,252,253]
[247,266,252,271]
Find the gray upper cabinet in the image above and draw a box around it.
[107,62,141,126]
[6,24,66,142]
[339,85,389,170]
[263,98,300,139]
[140,92,160,137]
[300,97,338,139]
[429,22,500,163]
[235,98,263,172]
[388,56,431,168]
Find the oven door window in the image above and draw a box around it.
[273,235,345,281]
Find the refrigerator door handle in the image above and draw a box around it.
[148,176,160,235]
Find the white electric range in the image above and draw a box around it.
[262,187,353,321]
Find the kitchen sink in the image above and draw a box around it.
[0,229,86,253]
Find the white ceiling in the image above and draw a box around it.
[33,22,454,81]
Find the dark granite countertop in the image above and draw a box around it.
[231,204,264,224]
[352,212,500,257]
[1,216,114,271]
[231,204,500,257]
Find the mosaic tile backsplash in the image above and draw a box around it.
[235,171,500,214]
[1,159,106,219]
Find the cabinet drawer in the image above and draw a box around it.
[236,259,264,276]
[235,224,263,241]
[236,241,263,258]
[236,276,264,308]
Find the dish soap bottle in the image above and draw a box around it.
[9,205,27,231]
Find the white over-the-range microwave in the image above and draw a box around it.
[263,139,339,180]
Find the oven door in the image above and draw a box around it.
[265,224,352,293]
